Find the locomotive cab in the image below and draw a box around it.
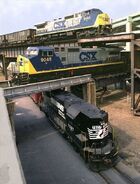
[12,47,63,84]
[94,13,112,34]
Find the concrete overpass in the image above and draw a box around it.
[112,12,140,51]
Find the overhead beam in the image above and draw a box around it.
[113,21,127,28]
[78,33,135,44]
[4,74,92,98]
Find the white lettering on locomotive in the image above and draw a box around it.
[41,57,51,63]
[51,98,64,112]
[87,122,109,140]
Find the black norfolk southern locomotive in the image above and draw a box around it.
[41,90,118,171]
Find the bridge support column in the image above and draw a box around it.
[82,80,96,105]
[0,54,8,80]
[65,86,71,92]
[126,16,132,51]
[7,99,15,138]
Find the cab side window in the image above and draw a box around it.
[39,50,53,57]
[42,51,48,57]
[48,51,53,56]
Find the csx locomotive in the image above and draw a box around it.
[41,90,118,171]
[0,8,112,45]
[35,8,112,39]
[11,46,124,84]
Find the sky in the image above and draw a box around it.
[0,0,140,35]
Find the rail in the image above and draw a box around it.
[78,33,135,44]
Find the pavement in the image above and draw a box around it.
[14,96,107,184]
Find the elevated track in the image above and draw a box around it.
[3,74,92,98]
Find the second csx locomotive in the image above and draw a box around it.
[11,46,125,84]
[0,8,112,45]
[35,8,112,39]
[40,90,118,171]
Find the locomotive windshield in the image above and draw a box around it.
[75,113,104,131]
[39,50,53,57]
[74,114,109,140]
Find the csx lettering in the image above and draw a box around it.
[79,52,97,62]
[54,21,65,29]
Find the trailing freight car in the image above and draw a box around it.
[35,8,112,39]
[40,90,118,171]
[11,46,125,84]
[0,29,36,45]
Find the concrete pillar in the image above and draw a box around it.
[82,83,88,102]
[7,99,16,139]
[82,80,96,105]
[65,86,71,92]
[126,16,132,51]
[131,40,135,110]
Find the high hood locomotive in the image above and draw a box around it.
[41,90,118,171]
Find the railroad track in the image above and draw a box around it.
[97,161,140,184]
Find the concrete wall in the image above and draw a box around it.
[0,88,26,184]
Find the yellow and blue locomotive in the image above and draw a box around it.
[35,8,112,39]
[11,46,125,84]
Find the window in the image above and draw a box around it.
[61,57,66,62]
[40,50,53,57]
[75,13,79,18]
[55,47,59,52]
[61,47,65,52]
[48,51,53,56]
[41,51,48,57]
[65,15,74,20]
